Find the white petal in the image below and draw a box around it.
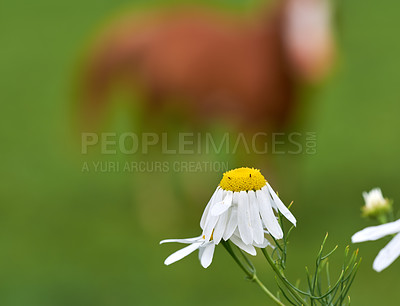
[256,189,283,239]
[253,238,272,248]
[262,186,277,211]
[248,191,264,244]
[232,191,240,205]
[230,234,256,256]
[223,207,238,240]
[200,243,216,268]
[198,245,205,260]
[267,183,296,226]
[362,191,369,204]
[352,219,400,243]
[164,242,202,265]
[203,189,223,241]
[237,191,253,245]
[200,187,219,229]
[233,228,241,236]
[211,190,233,216]
[213,209,229,244]
[373,232,400,272]
[160,236,202,244]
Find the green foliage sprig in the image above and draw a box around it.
[222,207,361,306]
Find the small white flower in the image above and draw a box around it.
[161,167,295,268]
[352,219,400,272]
[362,188,391,217]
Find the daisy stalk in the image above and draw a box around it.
[221,239,284,306]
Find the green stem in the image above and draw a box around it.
[253,275,285,306]
[222,241,284,306]
[261,248,309,306]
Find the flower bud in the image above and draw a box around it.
[361,188,392,218]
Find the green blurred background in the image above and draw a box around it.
[1,0,400,305]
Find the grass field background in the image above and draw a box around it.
[1,0,400,305]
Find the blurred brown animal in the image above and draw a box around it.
[81,0,334,130]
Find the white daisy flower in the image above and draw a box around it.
[352,219,400,272]
[160,167,295,268]
[201,167,296,246]
[361,188,391,217]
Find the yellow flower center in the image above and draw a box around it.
[219,167,266,192]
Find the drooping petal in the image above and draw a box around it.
[262,186,277,211]
[198,245,205,260]
[203,189,223,241]
[223,206,238,240]
[160,236,202,244]
[211,190,233,216]
[352,219,400,243]
[237,191,253,245]
[200,187,219,229]
[267,183,297,226]
[256,189,283,239]
[373,232,400,272]
[253,238,272,248]
[200,243,216,268]
[164,242,202,265]
[213,209,230,244]
[230,234,256,256]
[248,190,264,244]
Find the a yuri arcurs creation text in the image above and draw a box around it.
[160,167,360,306]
